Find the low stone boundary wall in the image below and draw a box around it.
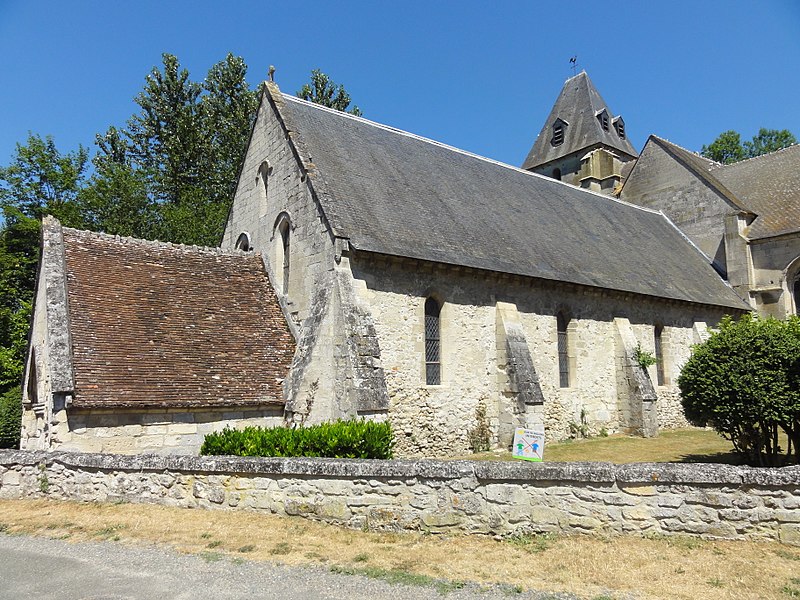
[1,450,798,545]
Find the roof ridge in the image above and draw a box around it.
[280,94,662,215]
[718,142,800,169]
[61,225,255,258]
[650,135,721,169]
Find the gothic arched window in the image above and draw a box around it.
[425,297,441,385]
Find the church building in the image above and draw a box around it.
[21,74,753,456]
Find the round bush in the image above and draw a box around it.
[0,386,22,449]
[678,314,800,466]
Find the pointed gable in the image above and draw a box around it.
[522,72,638,171]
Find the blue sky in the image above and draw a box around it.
[1,0,799,169]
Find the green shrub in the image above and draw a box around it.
[200,419,394,459]
[0,386,22,449]
[678,314,800,466]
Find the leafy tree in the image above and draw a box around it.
[743,128,797,158]
[701,128,796,164]
[297,69,362,116]
[0,135,93,395]
[81,126,156,239]
[0,133,90,227]
[678,314,800,466]
[700,130,745,164]
[98,53,258,246]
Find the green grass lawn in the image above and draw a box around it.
[463,428,746,464]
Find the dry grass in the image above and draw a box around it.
[1,498,798,599]
[462,428,741,464]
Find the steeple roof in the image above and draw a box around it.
[522,71,638,170]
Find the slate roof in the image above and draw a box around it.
[62,227,295,409]
[521,72,638,171]
[640,137,800,239]
[268,87,747,310]
[712,144,800,239]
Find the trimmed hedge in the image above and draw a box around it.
[200,420,394,459]
[0,386,22,449]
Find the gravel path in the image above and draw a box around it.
[0,533,583,600]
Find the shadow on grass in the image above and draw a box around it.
[676,451,745,465]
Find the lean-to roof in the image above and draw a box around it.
[62,227,295,409]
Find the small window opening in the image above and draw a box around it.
[654,325,665,386]
[552,123,564,146]
[257,161,271,216]
[235,232,252,252]
[425,297,441,385]
[557,312,570,388]
[614,118,625,140]
[552,168,562,181]
[598,111,609,131]
[794,278,800,315]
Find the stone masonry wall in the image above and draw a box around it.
[28,408,284,456]
[350,255,731,457]
[1,450,797,545]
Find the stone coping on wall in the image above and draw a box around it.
[2,449,798,487]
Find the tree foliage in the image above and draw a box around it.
[0,60,361,402]
[296,69,362,116]
[678,314,800,466]
[701,128,796,164]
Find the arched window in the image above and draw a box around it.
[557,312,570,388]
[654,325,665,386]
[793,277,800,315]
[235,232,252,252]
[257,161,271,216]
[552,168,562,181]
[425,297,441,385]
[279,219,290,294]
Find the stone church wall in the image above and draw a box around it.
[24,407,284,456]
[2,450,798,545]
[222,89,336,328]
[621,142,734,278]
[750,234,800,318]
[349,255,729,457]
[222,89,344,420]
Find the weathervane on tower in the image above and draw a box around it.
[569,56,578,76]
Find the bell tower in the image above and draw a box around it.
[522,72,638,195]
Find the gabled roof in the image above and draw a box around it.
[59,224,295,409]
[712,144,800,239]
[645,136,754,214]
[521,72,638,170]
[264,86,747,311]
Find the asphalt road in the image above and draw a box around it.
[0,534,584,600]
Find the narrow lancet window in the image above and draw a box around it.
[425,297,441,385]
[654,325,665,386]
[280,220,290,294]
[557,312,570,388]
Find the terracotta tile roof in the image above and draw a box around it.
[62,228,295,409]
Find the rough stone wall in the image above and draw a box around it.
[350,256,729,456]
[750,234,800,318]
[1,450,797,545]
[27,408,284,456]
[620,142,735,278]
[21,217,73,451]
[222,88,335,329]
